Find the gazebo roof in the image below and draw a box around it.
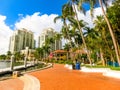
[53,50,67,53]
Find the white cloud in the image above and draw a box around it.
[0,7,107,55]
[15,12,63,47]
[0,15,13,55]
[0,0,114,55]
[15,10,103,47]
[77,7,103,28]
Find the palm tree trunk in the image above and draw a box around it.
[72,3,92,65]
[64,21,73,48]
[110,53,114,66]
[100,48,105,66]
[99,0,120,65]
[55,40,56,50]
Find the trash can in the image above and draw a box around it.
[113,62,119,67]
[75,63,80,70]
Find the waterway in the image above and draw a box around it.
[0,61,10,69]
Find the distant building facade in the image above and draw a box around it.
[38,28,62,51]
[9,28,35,54]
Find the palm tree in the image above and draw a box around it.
[93,15,116,66]
[61,26,70,45]
[0,54,6,60]
[42,45,51,58]
[54,3,75,48]
[6,51,12,60]
[54,33,62,50]
[14,51,21,62]
[67,0,92,65]
[45,37,55,52]
[35,47,44,60]
[63,43,71,60]
[107,0,120,50]
[79,0,120,65]
[68,17,87,47]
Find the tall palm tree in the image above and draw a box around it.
[79,0,120,65]
[14,51,21,62]
[35,47,44,60]
[63,43,71,60]
[107,0,120,50]
[54,33,62,50]
[42,45,51,58]
[68,17,87,47]
[67,0,92,65]
[45,37,55,52]
[54,3,75,48]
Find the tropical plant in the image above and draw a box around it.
[35,47,44,60]
[0,54,6,60]
[63,43,71,60]
[66,0,92,65]
[54,33,62,50]
[6,51,12,60]
[54,3,75,48]
[107,0,120,45]
[14,51,21,62]
[79,0,120,65]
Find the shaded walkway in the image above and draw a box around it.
[30,64,120,90]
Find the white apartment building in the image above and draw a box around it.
[38,28,62,51]
[9,28,35,54]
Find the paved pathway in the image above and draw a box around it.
[19,74,40,90]
[30,64,120,90]
[1,64,120,90]
[0,78,23,90]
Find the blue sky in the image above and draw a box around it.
[0,0,68,28]
[0,0,103,54]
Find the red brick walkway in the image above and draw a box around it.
[30,64,120,90]
[0,78,23,90]
[1,64,120,90]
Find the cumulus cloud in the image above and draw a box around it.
[76,7,103,28]
[15,8,104,47]
[0,5,109,54]
[15,12,63,47]
[0,15,13,54]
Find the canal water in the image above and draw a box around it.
[0,61,10,69]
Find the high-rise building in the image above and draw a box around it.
[9,28,35,53]
[38,28,62,51]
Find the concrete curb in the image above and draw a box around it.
[19,63,52,90]
[19,74,40,90]
[0,62,52,81]
[81,66,120,79]
[64,64,72,70]
[65,64,120,79]
[22,63,52,74]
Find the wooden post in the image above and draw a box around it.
[24,47,29,68]
[36,59,38,64]
[33,57,35,65]
[24,56,27,68]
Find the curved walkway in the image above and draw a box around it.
[0,78,23,90]
[30,64,120,90]
[0,64,120,90]
[19,74,40,90]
